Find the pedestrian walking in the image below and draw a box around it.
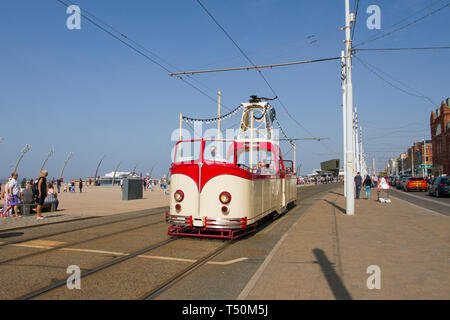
[354,172,362,199]
[79,178,83,193]
[1,178,12,216]
[57,178,61,193]
[1,172,21,218]
[372,174,378,188]
[36,170,48,220]
[363,174,372,200]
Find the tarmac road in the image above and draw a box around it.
[390,188,450,216]
[0,183,338,299]
[153,183,339,300]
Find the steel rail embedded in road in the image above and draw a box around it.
[142,240,234,300]
[0,208,168,248]
[18,237,178,300]
[0,206,167,234]
[0,218,167,265]
[0,216,99,234]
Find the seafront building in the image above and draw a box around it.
[430,98,450,176]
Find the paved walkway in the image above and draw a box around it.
[240,186,450,299]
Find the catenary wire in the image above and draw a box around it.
[195,0,336,154]
[57,0,232,111]
[354,1,449,48]
[353,55,437,106]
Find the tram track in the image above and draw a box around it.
[0,218,167,265]
[0,207,168,247]
[9,184,339,300]
[142,240,233,300]
[17,237,233,300]
[0,216,99,234]
[18,237,178,300]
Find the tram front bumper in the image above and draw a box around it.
[165,213,247,229]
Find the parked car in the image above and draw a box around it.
[428,177,450,197]
[396,176,409,189]
[391,176,399,187]
[427,177,436,194]
[404,177,428,192]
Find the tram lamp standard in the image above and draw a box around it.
[174,190,184,202]
[219,192,232,204]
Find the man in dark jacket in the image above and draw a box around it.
[354,172,362,199]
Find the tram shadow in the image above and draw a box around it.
[239,209,290,241]
[312,248,352,300]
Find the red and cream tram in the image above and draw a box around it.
[165,97,297,239]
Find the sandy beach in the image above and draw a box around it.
[0,184,170,217]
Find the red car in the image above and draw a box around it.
[404,177,428,192]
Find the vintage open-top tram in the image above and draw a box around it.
[165,96,297,239]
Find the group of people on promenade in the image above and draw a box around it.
[298,176,341,185]
[354,172,382,200]
[61,179,84,193]
[0,170,57,219]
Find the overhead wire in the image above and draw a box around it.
[353,1,449,48]
[56,0,233,111]
[353,55,437,106]
[353,46,450,52]
[195,0,336,154]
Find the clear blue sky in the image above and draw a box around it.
[1,0,449,180]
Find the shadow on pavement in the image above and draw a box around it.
[323,199,346,214]
[0,232,24,238]
[312,248,352,300]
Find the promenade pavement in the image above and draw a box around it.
[241,186,450,299]
[0,186,169,230]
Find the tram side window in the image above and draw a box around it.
[282,160,293,174]
[203,141,235,164]
[236,148,277,174]
[174,141,201,163]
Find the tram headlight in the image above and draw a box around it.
[174,190,184,202]
[219,192,231,204]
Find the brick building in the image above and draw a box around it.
[404,141,432,177]
[430,98,450,176]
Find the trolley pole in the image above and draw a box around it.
[293,143,296,172]
[344,0,355,215]
[217,91,221,138]
[179,112,183,141]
